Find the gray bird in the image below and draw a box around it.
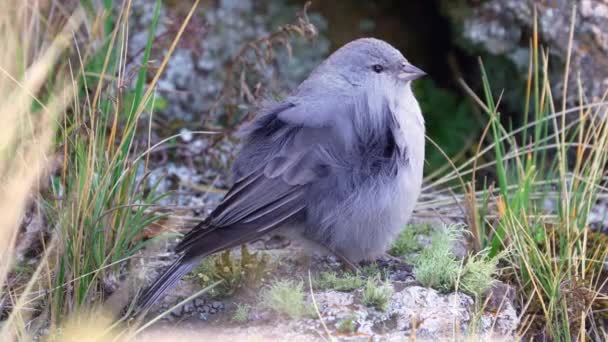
[137,38,426,310]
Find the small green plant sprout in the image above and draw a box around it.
[361,276,394,312]
[389,223,433,259]
[413,225,463,292]
[195,244,270,297]
[315,271,365,292]
[261,279,313,319]
[232,303,251,323]
[336,314,358,334]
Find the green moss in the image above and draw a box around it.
[414,225,500,296]
[262,279,313,319]
[336,315,358,334]
[389,223,433,259]
[315,271,365,292]
[361,276,393,312]
[414,225,464,292]
[194,245,270,298]
[232,303,250,323]
[460,252,500,297]
[358,263,382,279]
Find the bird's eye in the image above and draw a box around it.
[372,64,384,73]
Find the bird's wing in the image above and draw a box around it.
[136,101,347,311]
[174,171,306,255]
[175,105,339,257]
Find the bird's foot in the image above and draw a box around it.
[263,235,291,250]
[331,252,360,273]
[383,253,404,263]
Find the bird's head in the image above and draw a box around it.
[321,38,426,90]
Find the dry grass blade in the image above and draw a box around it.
[0,3,84,340]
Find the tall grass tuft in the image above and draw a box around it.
[0,2,82,340]
[1,0,202,339]
[48,0,167,320]
[421,6,608,340]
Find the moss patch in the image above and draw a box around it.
[262,279,314,319]
[315,271,365,292]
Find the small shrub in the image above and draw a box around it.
[262,279,313,319]
[361,277,393,312]
[315,272,364,292]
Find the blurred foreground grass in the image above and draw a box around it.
[0,0,201,340]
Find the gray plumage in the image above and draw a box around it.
[137,38,426,310]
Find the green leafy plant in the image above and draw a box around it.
[460,251,500,297]
[48,0,167,319]
[414,225,500,297]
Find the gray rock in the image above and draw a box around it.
[129,0,329,123]
[183,302,194,314]
[301,285,518,340]
[211,301,224,310]
[589,199,608,233]
[443,0,608,105]
[170,305,183,317]
[483,282,517,313]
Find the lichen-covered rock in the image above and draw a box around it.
[262,285,519,341]
[443,0,608,104]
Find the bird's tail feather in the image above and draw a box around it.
[136,255,197,311]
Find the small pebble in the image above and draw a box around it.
[183,302,194,313]
[171,305,183,317]
[179,128,193,143]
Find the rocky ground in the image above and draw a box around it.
[127,229,519,341]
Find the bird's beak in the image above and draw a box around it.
[398,63,426,82]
